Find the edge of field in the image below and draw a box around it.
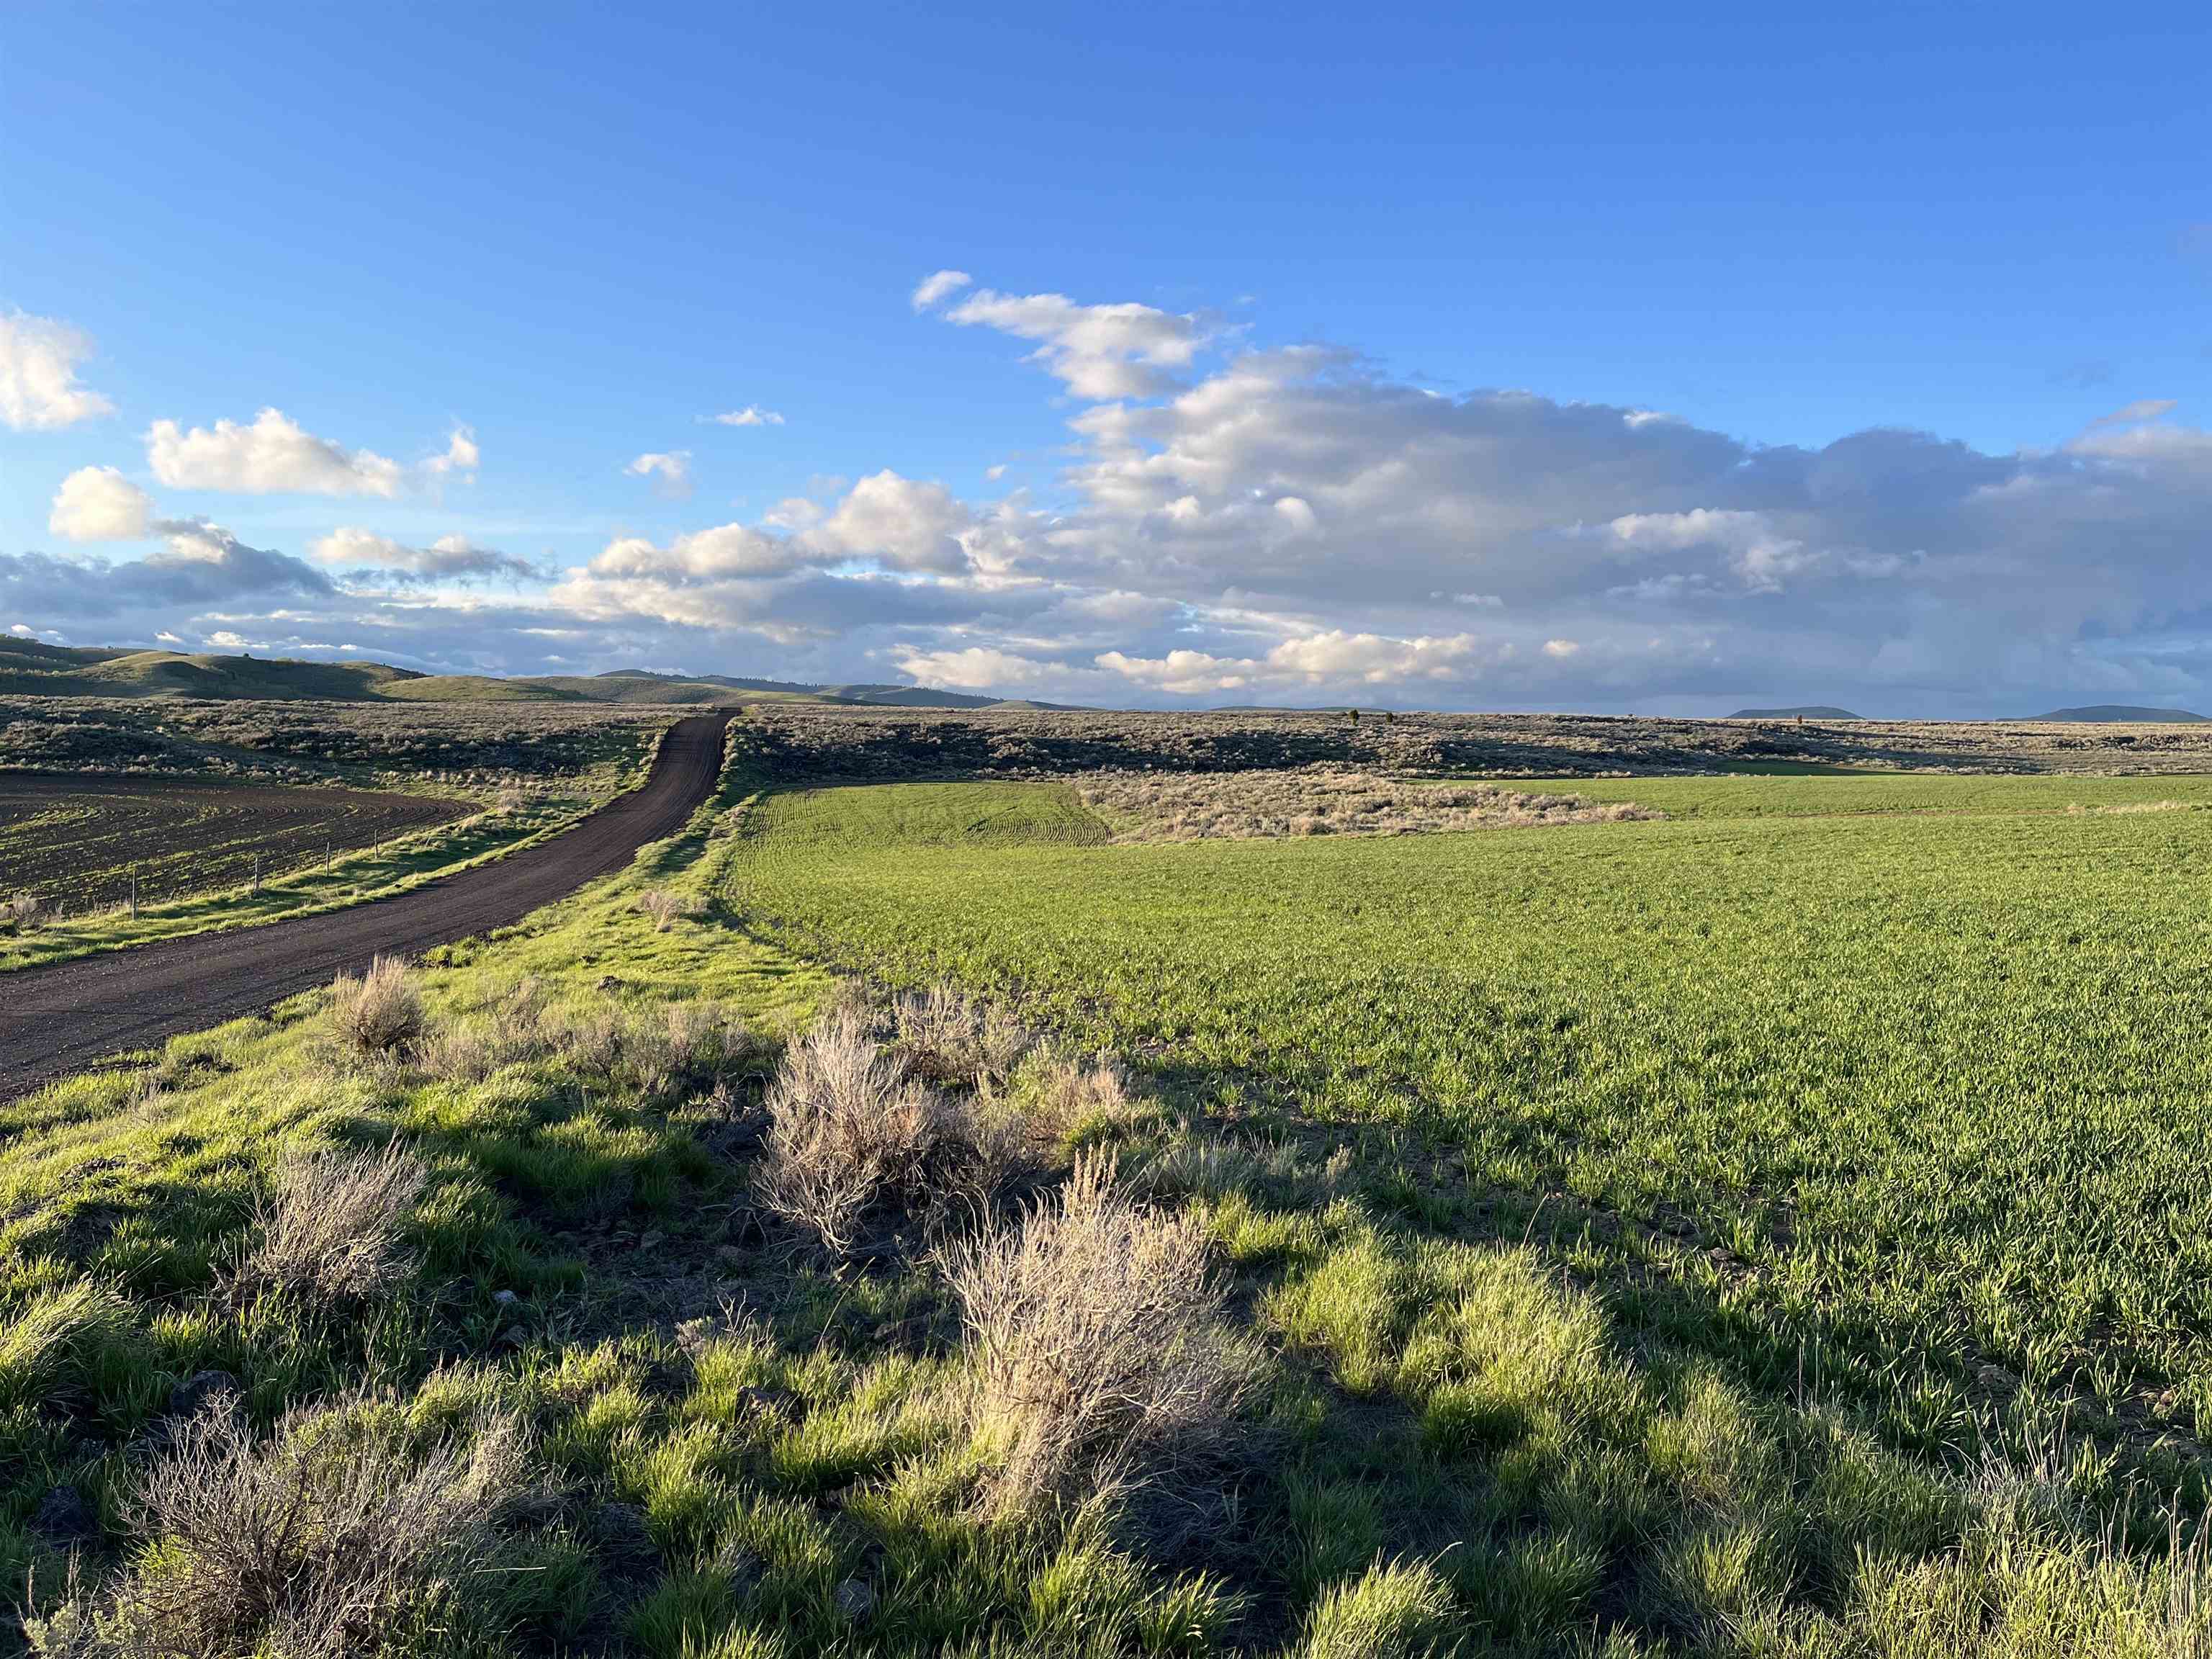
[0,727,673,975]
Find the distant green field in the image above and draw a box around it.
[727,771,2212,1452]
[1494,768,2212,818]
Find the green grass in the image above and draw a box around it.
[1496,768,2212,818]
[16,751,2212,1655]
[722,773,2212,1478]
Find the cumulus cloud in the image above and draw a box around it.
[0,311,115,430]
[706,405,785,426]
[942,285,1208,399]
[146,408,406,496]
[911,269,973,310]
[309,526,536,584]
[893,644,1068,688]
[0,521,331,621]
[1094,631,1483,696]
[49,467,153,541]
[625,450,693,498]
[423,425,480,477]
[14,274,2212,716]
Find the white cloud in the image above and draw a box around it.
[1093,631,1483,696]
[146,408,405,496]
[2089,399,2179,427]
[812,471,971,572]
[2067,402,2212,464]
[1095,647,1254,696]
[309,527,535,583]
[893,645,1066,688]
[49,467,153,541]
[424,425,480,478]
[706,405,786,427]
[911,269,974,310]
[0,312,114,430]
[624,451,694,498]
[941,286,1207,399]
[16,275,2212,718]
[1605,509,1820,593]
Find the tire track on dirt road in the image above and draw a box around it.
[0,712,734,1100]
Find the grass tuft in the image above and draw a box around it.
[225,1141,429,1310]
[1292,1557,1456,1659]
[634,889,702,932]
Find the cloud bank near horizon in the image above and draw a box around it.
[8,289,2212,714]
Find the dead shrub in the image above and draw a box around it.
[27,1394,535,1659]
[227,1142,428,1310]
[9,891,59,931]
[892,983,1033,1087]
[632,888,700,932]
[419,978,561,1084]
[417,1017,524,1084]
[548,997,754,1100]
[755,1010,967,1256]
[327,956,423,1058]
[1020,1052,1144,1146]
[624,999,757,1097]
[941,1152,1262,1519]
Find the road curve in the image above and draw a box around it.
[0,712,734,1100]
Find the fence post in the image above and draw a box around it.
[253,854,261,895]
[130,873,138,920]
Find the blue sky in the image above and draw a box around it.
[4,3,2208,713]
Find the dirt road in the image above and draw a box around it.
[0,712,733,1099]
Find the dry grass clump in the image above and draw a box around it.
[556,997,756,1100]
[1074,766,1662,842]
[2068,799,2193,815]
[7,890,59,930]
[417,978,755,1100]
[632,888,702,931]
[328,956,425,1057]
[941,1152,1263,1520]
[891,983,1033,1085]
[755,1010,966,1256]
[1008,1051,1148,1152]
[225,1142,428,1310]
[27,1395,535,1659]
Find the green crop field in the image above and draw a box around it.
[18,739,2212,1658]
[714,764,2212,1643]
[724,771,2212,1424]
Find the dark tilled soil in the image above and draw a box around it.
[0,714,732,1100]
[0,774,464,904]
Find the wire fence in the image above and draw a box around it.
[4,838,390,929]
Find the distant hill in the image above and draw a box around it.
[2033,704,2211,723]
[1728,705,1863,720]
[0,642,1064,709]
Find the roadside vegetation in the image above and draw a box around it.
[12,715,2212,1653]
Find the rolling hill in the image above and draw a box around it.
[1727,705,1863,719]
[2033,705,2210,723]
[0,643,1059,710]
